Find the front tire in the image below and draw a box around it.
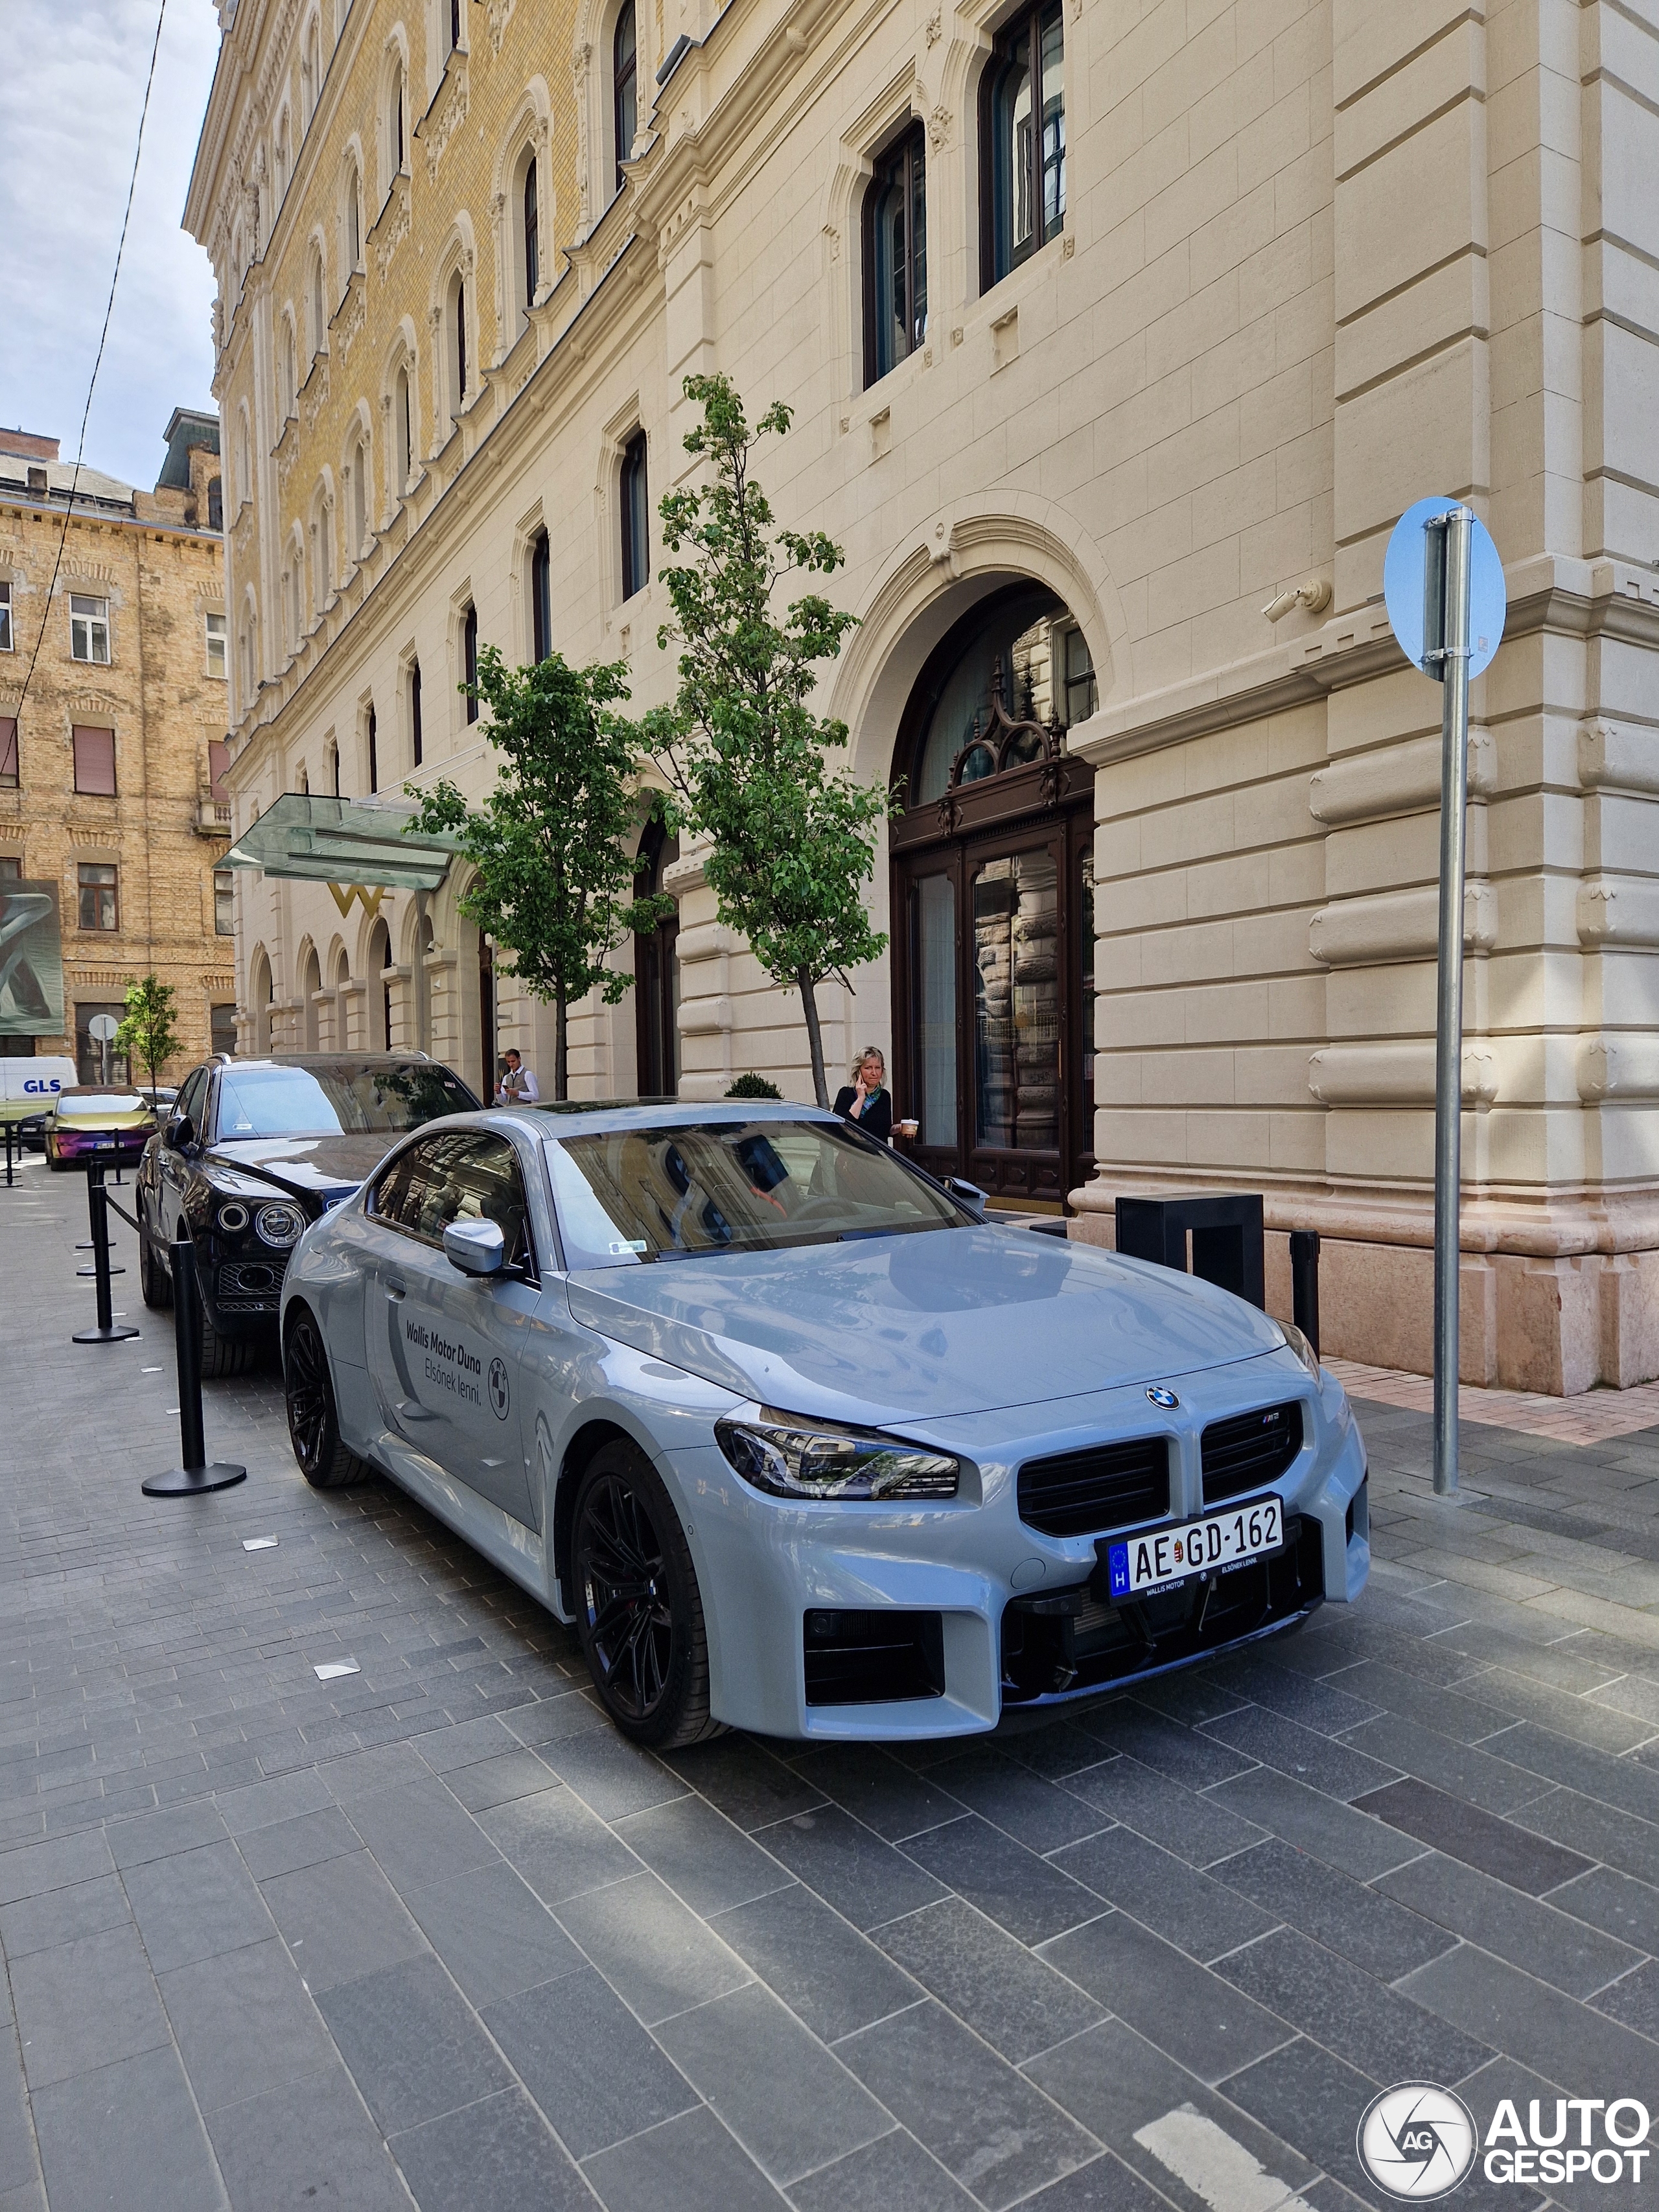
[200,1298,257,1379]
[284,1304,370,1487]
[572,1443,720,1750]
[139,1218,172,1310]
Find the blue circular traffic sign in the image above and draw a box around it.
[1383,497,1507,681]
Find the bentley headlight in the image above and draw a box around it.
[1278,1321,1321,1379]
[255,1202,305,1250]
[715,1408,959,1502]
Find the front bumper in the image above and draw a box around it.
[662,1356,1369,1740]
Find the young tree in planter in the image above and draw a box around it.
[406,646,672,1100]
[115,975,181,1105]
[644,373,894,1110]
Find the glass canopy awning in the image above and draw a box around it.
[218,793,459,891]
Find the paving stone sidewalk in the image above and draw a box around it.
[0,1154,1656,2212]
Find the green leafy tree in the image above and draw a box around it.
[644,373,894,1109]
[406,646,671,1100]
[115,975,181,1104]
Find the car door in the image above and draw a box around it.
[154,1064,209,1247]
[365,1128,540,1527]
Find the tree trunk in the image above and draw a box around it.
[554,992,568,1102]
[797,967,830,1109]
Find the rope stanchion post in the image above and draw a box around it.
[1289,1229,1321,1358]
[3,1123,14,1189]
[73,1166,138,1345]
[142,1231,246,1496]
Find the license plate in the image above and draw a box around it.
[1106,1497,1284,1598]
[91,1138,117,1148]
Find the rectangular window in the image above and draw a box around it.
[620,432,649,601]
[1059,625,1096,725]
[70,594,111,664]
[980,1,1065,288]
[210,1003,238,1057]
[864,126,927,387]
[214,867,235,935]
[76,1002,130,1084]
[0,718,16,791]
[463,603,479,723]
[0,857,19,882]
[77,863,118,932]
[72,725,117,797]
[205,611,227,677]
[531,531,551,662]
[0,580,12,652]
[410,661,423,767]
[367,706,378,793]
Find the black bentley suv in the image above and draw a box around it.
[136,1053,480,1374]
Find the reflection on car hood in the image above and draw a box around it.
[203,1133,393,1202]
[564,1227,1286,1423]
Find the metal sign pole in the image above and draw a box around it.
[1430,507,1474,1496]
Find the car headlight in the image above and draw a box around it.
[1278,1321,1321,1379]
[254,1202,305,1250]
[715,1408,960,1502]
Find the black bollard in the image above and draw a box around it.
[1290,1228,1321,1358]
[73,1167,139,1345]
[3,1121,14,1188]
[142,1231,246,1496]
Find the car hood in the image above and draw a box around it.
[203,1133,393,1204]
[564,1227,1287,1423]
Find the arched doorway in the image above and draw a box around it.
[301,946,322,1050]
[634,817,679,1099]
[248,946,273,1054]
[890,582,1097,1207]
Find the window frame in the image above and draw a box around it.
[620,431,649,601]
[372,1128,537,1275]
[213,867,236,937]
[0,579,12,653]
[463,603,479,723]
[530,529,551,662]
[523,156,540,308]
[205,610,227,678]
[0,717,17,791]
[72,724,117,797]
[410,659,423,767]
[979,0,1065,292]
[77,862,119,933]
[366,704,378,793]
[612,0,636,196]
[69,594,111,666]
[863,121,927,389]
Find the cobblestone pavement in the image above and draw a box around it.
[0,1154,1656,2212]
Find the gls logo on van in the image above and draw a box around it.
[21,1078,62,1095]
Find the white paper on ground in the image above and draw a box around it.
[243,1537,279,1551]
[313,1660,359,1680]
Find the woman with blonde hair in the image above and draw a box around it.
[833,1045,893,1145]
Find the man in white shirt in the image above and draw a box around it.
[495,1049,540,1104]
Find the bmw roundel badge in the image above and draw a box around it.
[1146,1386,1179,1409]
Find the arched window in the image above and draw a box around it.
[450,272,468,417]
[207,476,223,533]
[349,437,366,558]
[301,18,319,124]
[327,738,340,797]
[394,362,413,487]
[367,918,391,1048]
[289,542,304,649]
[345,163,361,268]
[366,704,378,793]
[979,0,1065,288]
[310,250,325,360]
[314,496,333,611]
[863,124,927,386]
[612,1,636,194]
[634,818,679,1098]
[389,58,406,174]
[620,430,649,600]
[522,156,539,307]
[280,318,296,416]
[302,946,323,1051]
[446,0,462,58]
[530,528,551,662]
[273,110,290,200]
[463,602,478,722]
[410,659,423,767]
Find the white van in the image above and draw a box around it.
[0,1058,79,1120]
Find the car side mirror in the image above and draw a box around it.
[945,1176,988,1222]
[164,1115,194,1152]
[443,1218,507,1277]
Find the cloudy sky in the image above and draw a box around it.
[0,0,220,493]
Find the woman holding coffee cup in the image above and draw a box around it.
[833,1047,918,1145]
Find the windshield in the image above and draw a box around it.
[56,1092,146,1117]
[546,1119,968,1266]
[214,1063,476,1139]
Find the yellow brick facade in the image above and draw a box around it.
[0,439,234,1080]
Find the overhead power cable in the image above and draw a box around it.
[12,0,170,732]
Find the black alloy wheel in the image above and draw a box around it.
[283,1304,369,1488]
[572,1443,719,1749]
[139,1218,172,1310]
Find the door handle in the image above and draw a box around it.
[386,1277,406,1299]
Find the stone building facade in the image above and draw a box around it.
[188,0,1659,1395]
[0,417,235,1081]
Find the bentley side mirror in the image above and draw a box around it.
[443,1218,507,1277]
[945,1176,988,1222]
[164,1115,194,1152]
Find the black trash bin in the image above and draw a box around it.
[1115,1192,1265,1309]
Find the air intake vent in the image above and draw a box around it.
[1201,1401,1303,1504]
[1017,1437,1170,1540]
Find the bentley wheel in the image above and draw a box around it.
[200,1299,257,1379]
[284,1304,369,1488]
[572,1443,720,1749]
[139,1220,172,1310]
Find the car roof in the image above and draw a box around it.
[495,1099,837,1139]
[216,1054,447,1073]
[54,1085,146,1100]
